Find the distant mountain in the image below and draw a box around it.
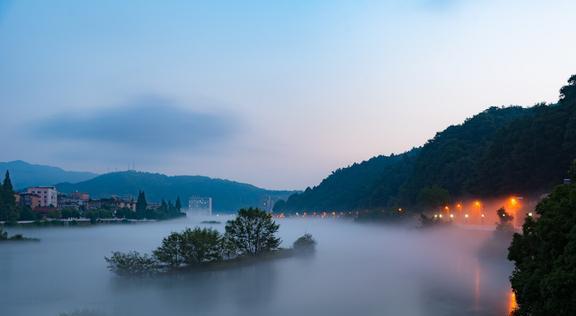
[0,160,97,190]
[277,75,576,212]
[56,171,296,213]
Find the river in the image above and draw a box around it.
[0,216,514,316]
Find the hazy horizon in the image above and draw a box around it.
[1,0,575,190]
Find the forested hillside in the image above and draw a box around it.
[0,160,97,189]
[276,75,576,212]
[57,171,295,213]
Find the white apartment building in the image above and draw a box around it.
[188,197,212,216]
[27,186,58,208]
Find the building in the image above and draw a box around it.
[188,197,212,216]
[18,192,41,210]
[86,196,136,211]
[261,196,276,212]
[70,192,90,202]
[58,192,90,210]
[27,186,58,208]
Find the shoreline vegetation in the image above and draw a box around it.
[0,226,38,242]
[507,160,576,316]
[106,208,316,276]
[1,169,186,227]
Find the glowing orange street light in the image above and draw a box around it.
[508,196,521,229]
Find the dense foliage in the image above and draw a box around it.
[277,75,576,212]
[0,171,21,223]
[57,171,294,213]
[292,233,316,253]
[105,251,159,276]
[224,208,281,256]
[508,178,576,315]
[153,228,222,266]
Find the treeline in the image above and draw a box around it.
[276,75,576,212]
[106,208,316,276]
[56,171,295,213]
[0,170,185,224]
[0,171,37,223]
[46,191,185,223]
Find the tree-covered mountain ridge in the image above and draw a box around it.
[57,171,296,213]
[0,160,97,189]
[276,75,576,212]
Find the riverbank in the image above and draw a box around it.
[0,218,160,227]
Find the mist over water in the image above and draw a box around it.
[0,217,512,316]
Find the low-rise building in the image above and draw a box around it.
[18,192,41,209]
[70,192,90,202]
[86,196,136,212]
[58,192,91,210]
[27,186,58,208]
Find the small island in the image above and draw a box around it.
[0,226,38,242]
[105,208,316,276]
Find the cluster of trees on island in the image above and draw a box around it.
[106,208,316,276]
[275,75,576,214]
[0,226,37,242]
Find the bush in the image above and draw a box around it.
[153,232,185,267]
[61,209,81,219]
[153,228,222,267]
[47,210,62,219]
[293,233,316,253]
[179,228,222,264]
[105,251,159,276]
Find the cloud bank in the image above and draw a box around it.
[33,97,239,152]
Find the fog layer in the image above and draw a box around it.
[0,217,512,316]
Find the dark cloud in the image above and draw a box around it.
[33,97,239,151]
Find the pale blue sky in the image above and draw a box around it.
[0,0,575,189]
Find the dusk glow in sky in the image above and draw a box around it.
[1,0,575,189]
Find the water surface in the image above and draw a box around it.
[0,217,513,316]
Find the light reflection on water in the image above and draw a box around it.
[0,217,513,316]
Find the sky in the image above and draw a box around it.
[0,0,575,190]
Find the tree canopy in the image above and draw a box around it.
[508,181,576,315]
[224,208,281,256]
